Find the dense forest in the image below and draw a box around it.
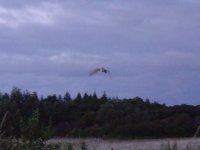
[0,87,200,140]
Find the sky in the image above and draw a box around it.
[0,0,199,105]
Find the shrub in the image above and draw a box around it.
[80,141,88,150]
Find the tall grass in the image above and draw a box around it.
[47,138,200,150]
[1,136,200,150]
[1,112,200,150]
[161,142,178,150]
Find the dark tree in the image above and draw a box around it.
[10,87,23,108]
[101,91,108,101]
[75,92,82,101]
[64,92,71,101]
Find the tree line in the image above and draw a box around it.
[0,87,200,140]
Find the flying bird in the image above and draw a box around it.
[90,67,111,76]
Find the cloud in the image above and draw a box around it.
[0,2,62,28]
[0,0,199,104]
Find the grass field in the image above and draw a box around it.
[47,137,200,150]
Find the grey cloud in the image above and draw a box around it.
[0,0,199,104]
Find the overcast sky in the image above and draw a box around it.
[0,0,199,105]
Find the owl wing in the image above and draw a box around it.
[106,69,111,74]
[89,68,101,76]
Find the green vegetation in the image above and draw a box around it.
[80,141,88,150]
[0,87,200,139]
[0,137,84,150]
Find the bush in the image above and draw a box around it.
[80,141,88,150]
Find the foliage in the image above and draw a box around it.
[80,141,88,150]
[20,109,41,141]
[0,87,199,139]
[0,137,47,150]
